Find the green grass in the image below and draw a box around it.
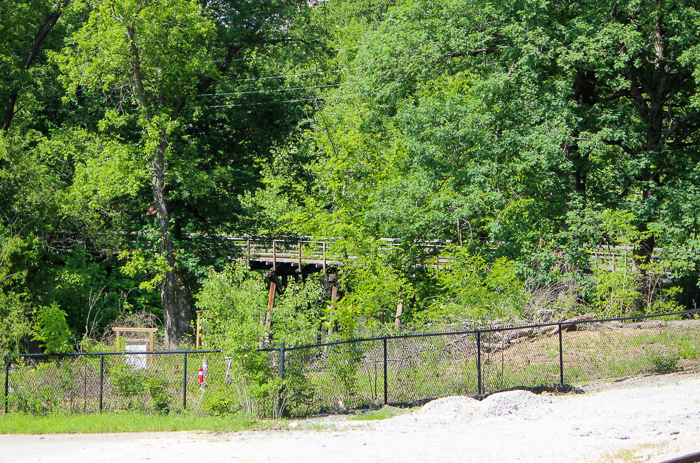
[351,406,403,421]
[678,336,699,360]
[0,410,260,434]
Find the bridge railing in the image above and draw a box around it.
[225,236,343,272]
[223,236,674,275]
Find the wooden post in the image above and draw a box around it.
[246,239,251,267]
[272,240,277,271]
[328,277,338,338]
[195,310,203,348]
[264,279,277,344]
[322,242,327,274]
[298,241,302,272]
[394,298,404,328]
[330,280,338,307]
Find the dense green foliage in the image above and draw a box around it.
[1,0,700,356]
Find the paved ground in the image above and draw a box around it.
[1,372,700,462]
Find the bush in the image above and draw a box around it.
[145,376,170,415]
[202,387,239,416]
[196,262,322,418]
[648,352,679,374]
[9,361,69,415]
[110,363,171,413]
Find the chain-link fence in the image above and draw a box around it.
[3,311,699,417]
[272,310,700,416]
[1,350,224,415]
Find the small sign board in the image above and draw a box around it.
[113,327,158,369]
[125,339,148,370]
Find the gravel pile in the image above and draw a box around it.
[392,390,553,426]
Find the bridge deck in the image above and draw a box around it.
[227,237,671,276]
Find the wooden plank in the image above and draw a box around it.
[112,327,158,333]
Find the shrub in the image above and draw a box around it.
[202,387,238,416]
[648,352,679,374]
[196,262,322,417]
[110,363,171,413]
[145,376,170,415]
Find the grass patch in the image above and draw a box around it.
[351,406,404,421]
[0,411,260,434]
[648,352,680,374]
[602,441,666,462]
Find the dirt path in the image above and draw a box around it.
[2,372,699,463]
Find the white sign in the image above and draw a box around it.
[125,342,148,370]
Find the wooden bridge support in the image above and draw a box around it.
[326,275,339,339]
[395,298,404,328]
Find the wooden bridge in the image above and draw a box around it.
[229,236,666,277]
[223,236,670,339]
[228,236,449,334]
[229,236,453,277]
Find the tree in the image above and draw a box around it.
[253,0,700,321]
[54,0,216,345]
[0,0,70,132]
[54,0,326,345]
[354,0,700,266]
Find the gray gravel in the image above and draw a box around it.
[2,372,700,462]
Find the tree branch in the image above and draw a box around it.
[624,65,650,125]
[2,0,70,132]
[670,122,700,148]
[604,139,637,156]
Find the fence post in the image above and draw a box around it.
[183,352,188,410]
[4,356,8,414]
[279,342,285,379]
[476,331,482,395]
[559,324,564,385]
[383,338,388,405]
[99,354,104,412]
[278,343,286,418]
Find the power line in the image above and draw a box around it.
[331,45,367,51]
[208,93,366,108]
[233,67,360,82]
[199,82,356,97]
[229,45,367,63]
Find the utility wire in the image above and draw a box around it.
[44,68,361,103]
[233,67,360,82]
[53,93,365,112]
[199,82,356,97]
[208,93,366,108]
[229,45,367,62]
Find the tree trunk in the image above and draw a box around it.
[176,271,193,341]
[150,145,194,347]
[150,139,184,347]
[160,267,178,347]
[126,18,189,346]
[632,227,656,273]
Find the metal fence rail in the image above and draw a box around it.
[3,311,699,417]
